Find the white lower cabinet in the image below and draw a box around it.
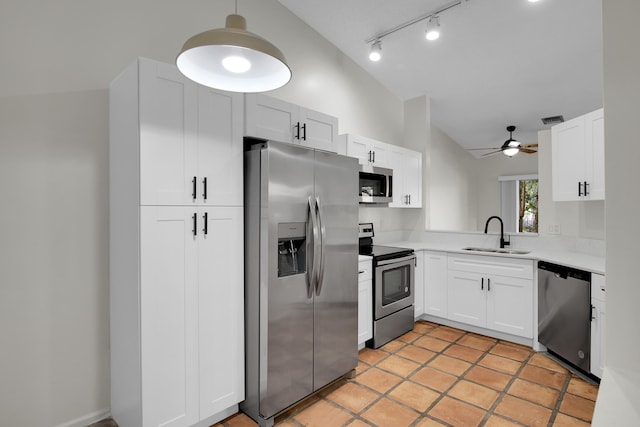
[447,254,533,339]
[591,274,606,378]
[423,251,448,318]
[138,206,244,426]
[414,252,424,317]
[358,258,373,346]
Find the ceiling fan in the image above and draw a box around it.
[469,126,538,157]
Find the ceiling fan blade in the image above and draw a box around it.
[521,148,538,154]
[480,149,503,157]
[467,147,501,151]
[522,143,538,148]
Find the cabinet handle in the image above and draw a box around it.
[372,151,376,163]
[590,304,595,321]
[584,181,589,196]
[358,270,365,274]
[192,213,197,237]
[488,278,491,291]
[368,150,372,163]
[481,277,484,290]
[192,176,197,200]
[202,177,208,201]
[295,122,300,140]
[301,123,306,141]
[578,181,583,197]
[203,212,208,235]
[409,194,411,205]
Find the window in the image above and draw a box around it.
[500,175,539,234]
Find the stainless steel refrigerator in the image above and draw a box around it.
[241,140,359,427]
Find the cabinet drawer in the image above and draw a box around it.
[448,254,533,279]
[359,260,372,281]
[592,273,606,302]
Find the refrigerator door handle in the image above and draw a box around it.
[315,197,326,296]
[307,197,320,299]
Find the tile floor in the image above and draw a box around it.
[215,321,599,427]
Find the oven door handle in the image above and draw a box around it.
[315,197,326,296]
[307,197,320,299]
[376,254,416,266]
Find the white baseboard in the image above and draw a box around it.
[54,408,111,427]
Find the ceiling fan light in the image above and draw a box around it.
[369,40,382,62]
[503,140,521,156]
[425,16,440,41]
[176,14,291,93]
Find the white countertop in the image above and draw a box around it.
[383,240,605,275]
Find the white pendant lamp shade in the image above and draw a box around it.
[502,140,521,157]
[177,14,291,93]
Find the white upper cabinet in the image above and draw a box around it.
[552,108,604,201]
[344,134,390,168]
[244,94,339,153]
[388,145,422,208]
[138,58,243,207]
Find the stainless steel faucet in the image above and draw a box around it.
[484,216,510,248]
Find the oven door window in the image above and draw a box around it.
[381,264,411,306]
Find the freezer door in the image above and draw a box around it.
[313,150,359,390]
[260,142,315,418]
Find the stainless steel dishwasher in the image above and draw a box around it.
[538,261,591,372]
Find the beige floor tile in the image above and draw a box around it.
[464,366,513,391]
[566,377,599,401]
[552,413,592,427]
[428,326,466,342]
[344,420,371,427]
[456,334,496,351]
[355,360,369,376]
[428,354,472,376]
[490,342,532,362]
[325,381,379,414]
[414,335,450,352]
[398,330,422,343]
[448,380,500,410]
[377,354,421,378]
[559,393,596,422]
[443,344,485,363]
[429,396,486,427]
[411,366,458,392]
[221,413,257,427]
[380,339,405,353]
[292,400,352,427]
[396,344,436,364]
[415,418,447,427]
[358,348,388,366]
[528,353,569,374]
[507,378,560,408]
[355,367,402,394]
[478,353,522,375]
[495,395,552,427]
[361,397,419,427]
[483,415,523,427]
[519,364,568,390]
[388,381,440,412]
[274,421,296,427]
[413,322,436,334]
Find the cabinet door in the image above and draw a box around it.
[413,252,424,318]
[244,94,296,142]
[552,115,587,201]
[404,150,422,208]
[198,207,244,418]
[369,139,389,167]
[358,260,373,345]
[140,206,198,427]
[299,108,338,152]
[346,135,375,166]
[447,270,486,328]
[388,148,405,207]
[485,275,533,338]
[424,251,448,318]
[139,59,198,206]
[197,87,243,206]
[585,108,605,200]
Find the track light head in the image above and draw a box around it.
[425,15,440,41]
[369,40,382,62]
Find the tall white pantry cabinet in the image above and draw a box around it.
[110,58,244,427]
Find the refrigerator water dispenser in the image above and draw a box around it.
[277,222,307,277]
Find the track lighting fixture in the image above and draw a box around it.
[369,40,382,62]
[425,16,440,41]
[365,0,469,61]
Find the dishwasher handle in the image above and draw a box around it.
[538,261,591,282]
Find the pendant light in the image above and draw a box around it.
[176,1,291,93]
[425,16,440,41]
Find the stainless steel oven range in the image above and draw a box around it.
[359,223,415,348]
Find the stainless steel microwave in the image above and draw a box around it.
[359,165,393,204]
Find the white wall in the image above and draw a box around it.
[0,1,404,426]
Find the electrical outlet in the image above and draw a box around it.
[547,224,561,235]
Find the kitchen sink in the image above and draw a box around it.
[462,247,530,255]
